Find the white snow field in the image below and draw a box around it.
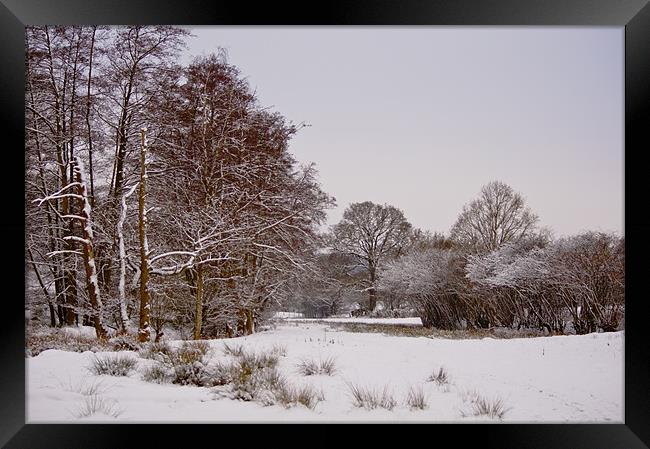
[26,321,623,423]
[289,317,424,326]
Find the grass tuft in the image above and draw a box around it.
[270,343,288,357]
[406,385,428,410]
[347,382,396,410]
[427,367,449,385]
[471,395,510,419]
[88,354,137,376]
[74,394,122,418]
[297,356,336,376]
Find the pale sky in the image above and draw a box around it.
[184,27,623,237]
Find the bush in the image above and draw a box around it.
[237,350,279,372]
[229,364,277,401]
[347,382,396,410]
[140,341,212,386]
[110,335,141,351]
[222,342,245,357]
[141,364,172,384]
[227,350,279,398]
[368,308,417,319]
[186,340,211,356]
[406,385,428,410]
[140,342,322,411]
[27,330,109,356]
[89,354,137,376]
[171,361,209,386]
[209,362,235,386]
[168,341,211,366]
[218,347,322,410]
[139,341,173,361]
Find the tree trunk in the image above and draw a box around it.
[73,157,109,340]
[86,26,96,207]
[137,127,151,343]
[368,265,377,311]
[245,308,255,335]
[117,183,137,333]
[111,72,135,200]
[193,266,204,340]
[63,270,78,325]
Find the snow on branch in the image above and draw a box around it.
[62,235,91,245]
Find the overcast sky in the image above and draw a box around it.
[184,27,623,237]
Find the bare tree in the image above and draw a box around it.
[33,157,110,339]
[329,202,412,311]
[137,128,151,342]
[450,181,539,252]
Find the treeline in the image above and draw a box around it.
[26,26,333,341]
[25,26,623,340]
[292,182,624,335]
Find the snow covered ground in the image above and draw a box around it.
[27,321,623,423]
[287,317,423,326]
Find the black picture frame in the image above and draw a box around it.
[2,0,649,447]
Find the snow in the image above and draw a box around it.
[59,325,98,339]
[287,317,423,326]
[273,312,304,319]
[27,322,623,423]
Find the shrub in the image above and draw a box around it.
[228,350,277,393]
[171,361,208,386]
[428,367,449,385]
[139,341,173,361]
[186,340,211,356]
[222,342,245,357]
[237,350,279,371]
[347,382,396,410]
[141,364,172,384]
[229,364,271,401]
[89,354,137,376]
[168,341,210,366]
[220,347,322,410]
[209,362,234,386]
[406,385,428,410]
[27,330,109,356]
[148,341,212,386]
[110,335,141,351]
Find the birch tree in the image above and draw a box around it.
[33,157,110,339]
